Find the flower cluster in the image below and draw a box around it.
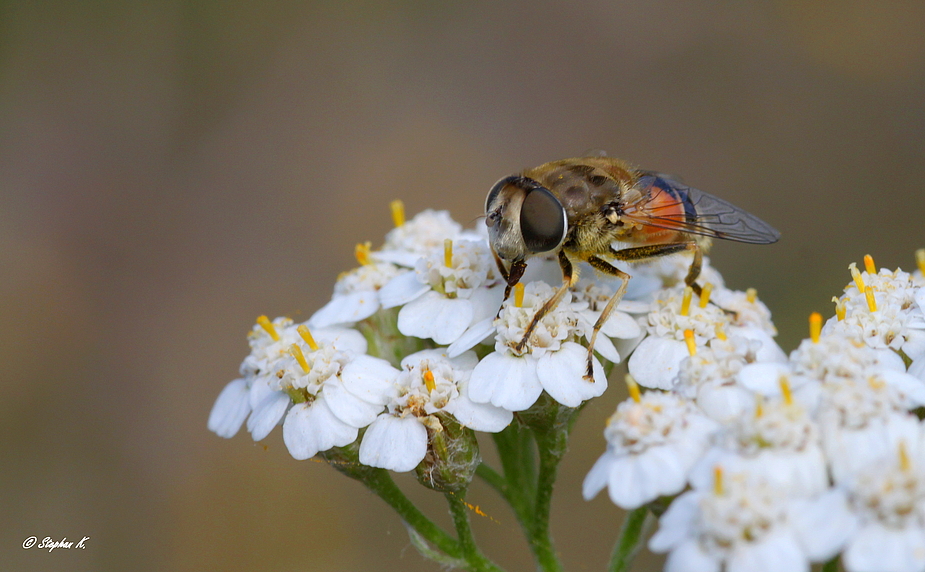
[209,203,655,481]
[209,198,925,572]
[585,251,925,572]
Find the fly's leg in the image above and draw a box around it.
[581,243,700,381]
[513,251,576,353]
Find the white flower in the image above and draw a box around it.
[650,470,850,572]
[676,335,767,424]
[375,209,473,267]
[824,264,925,363]
[690,397,828,498]
[359,349,511,472]
[379,239,503,345]
[583,391,717,509]
[309,261,404,328]
[628,287,731,389]
[209,317,400,460]
[839,432,925,572]
[468,281,606,411]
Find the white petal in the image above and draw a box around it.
[728,532,808,572]
[467,285,505,323]
[910,357,925,382]
[447,317,496,358]
[649,492,701,552]
[901,330,925,363]
[664,540,721,572]
[372,249,422,268]
[378,271,429,309]
[628,336,689,390]
[398,292,473,345]
[247,391,290,441]
[321,378,384,428]
[737,362,792,395]
[311,326,368,355]
[447,380,513,432]
[309,291,380,328]
[582,453,614,501]
[537,342,607,407]
[844,523,925,572]
[282,399,358,460]
[607,456,657,509]
[359,415,428,472]
[468,352,543,411]
[728,326,787,363]
[790,489,857,562]
[600,310,642,339]
[208,378,251,438]
[695,384,753,424]
[339,355,399,406]
[916,288,925,315]
[591,332,621,364]
[880,368,925,407]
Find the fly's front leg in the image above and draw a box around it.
[514,251,576,354]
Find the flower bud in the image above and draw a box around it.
[414,413,480,492]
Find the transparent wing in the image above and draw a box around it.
[622,174,781,244]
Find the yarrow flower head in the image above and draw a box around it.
[583,381,717,509]
[359,349,511,473]
[309,252,404,328]
[823,256,925,365]
[467,281,606,411]
[379,238,503,345]
[649,467,850,572]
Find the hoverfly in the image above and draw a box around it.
[484,156,780,380]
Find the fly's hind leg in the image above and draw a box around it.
[513,250,577,354]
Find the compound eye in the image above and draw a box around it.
[520,186,566,253]
[485,175,519,213]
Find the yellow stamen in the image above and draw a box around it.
[514,283,525,308]
[257,315,280,341]
[868,376,885,390]
[809,312,822,343]
[625,374,641,403]
[864,254,876,275]
[713,466,724,496]
[288,344,311,374]
[746,288,757,304]
[699,283,713,308]
[390,199,405,228]
[423,369,436,393]
[680,286,693,316]
[899,440,911,472]
[683,329,696,356]
[754,394,764,418]
[864,286,877,312]
[849,262,865,292]
[714,323,727,341]
[832,297,846,321]
[916,248,925,275]
[779,375,793,406]
[355,241,372,266]
[444,238,453,268]
[297,324,320,351]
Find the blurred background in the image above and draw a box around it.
[2,1,924,570]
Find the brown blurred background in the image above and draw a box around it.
[2,1,924,570]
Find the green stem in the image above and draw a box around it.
[608,506,649,572]
[445,491,506,572]
[822,555,840,572]
[490,422,536,528]
[530,432,565,572]
[363,469,462,559]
